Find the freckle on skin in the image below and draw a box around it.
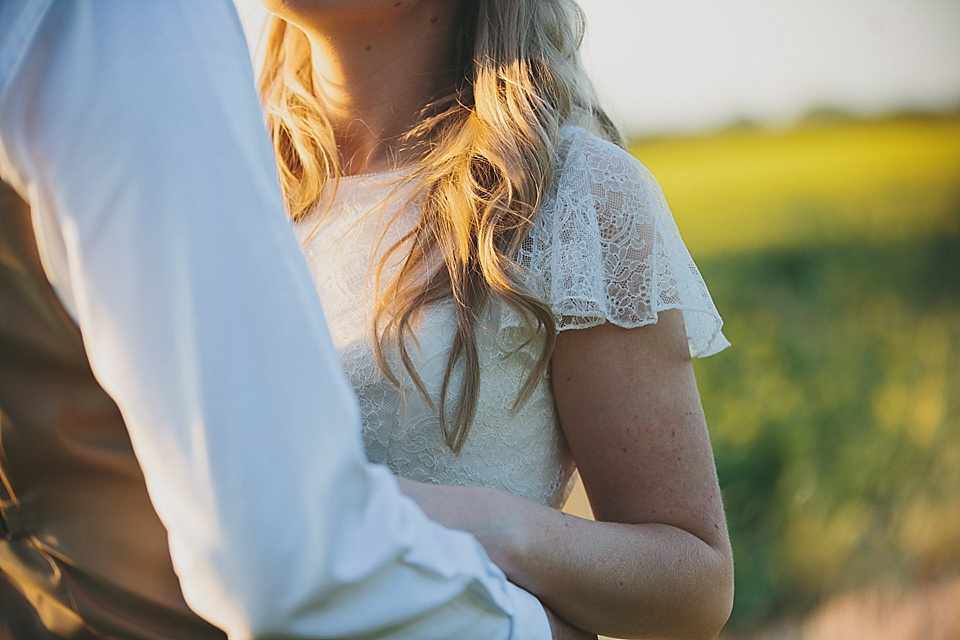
[430,15,438,23]
[365,45,372,51]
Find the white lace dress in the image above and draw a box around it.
[295,126,728,508]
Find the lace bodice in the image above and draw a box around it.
[295,126,728,508]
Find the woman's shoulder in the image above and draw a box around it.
[519,126,729,356]
[552,125,663,213]
[556,125,651,178]
[546,125,668,227]
[557,124,630,162]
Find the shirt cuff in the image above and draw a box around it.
[504,582,552,640]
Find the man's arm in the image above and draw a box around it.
[0,1,549,637]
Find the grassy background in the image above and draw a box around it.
[564,112,960,637]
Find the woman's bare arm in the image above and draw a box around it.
[399,310,733,639]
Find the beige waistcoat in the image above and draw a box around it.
[0,180,225,640]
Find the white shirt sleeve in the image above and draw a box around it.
[0,2,551,638]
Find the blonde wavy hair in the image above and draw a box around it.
[259,0,622,453]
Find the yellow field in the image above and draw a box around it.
[630,115,960,256]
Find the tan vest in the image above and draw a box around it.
[0,180,225,639]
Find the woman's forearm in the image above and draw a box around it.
[397,478,733,640]
[507,505,733,640]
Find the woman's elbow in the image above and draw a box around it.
[623,539,734,640]
[688,542,735,640]
[653,540,734,640]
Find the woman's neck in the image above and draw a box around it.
[299,4,463,176]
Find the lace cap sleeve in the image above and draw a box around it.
[511,127,730,357]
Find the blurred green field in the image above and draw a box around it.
[634,113,960,635]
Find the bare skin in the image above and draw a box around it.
[262,0,465,175]
[398,312,734,640]
[265,2,734,638]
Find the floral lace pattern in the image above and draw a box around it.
[295,126,727,508]
[511,127,729,355]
